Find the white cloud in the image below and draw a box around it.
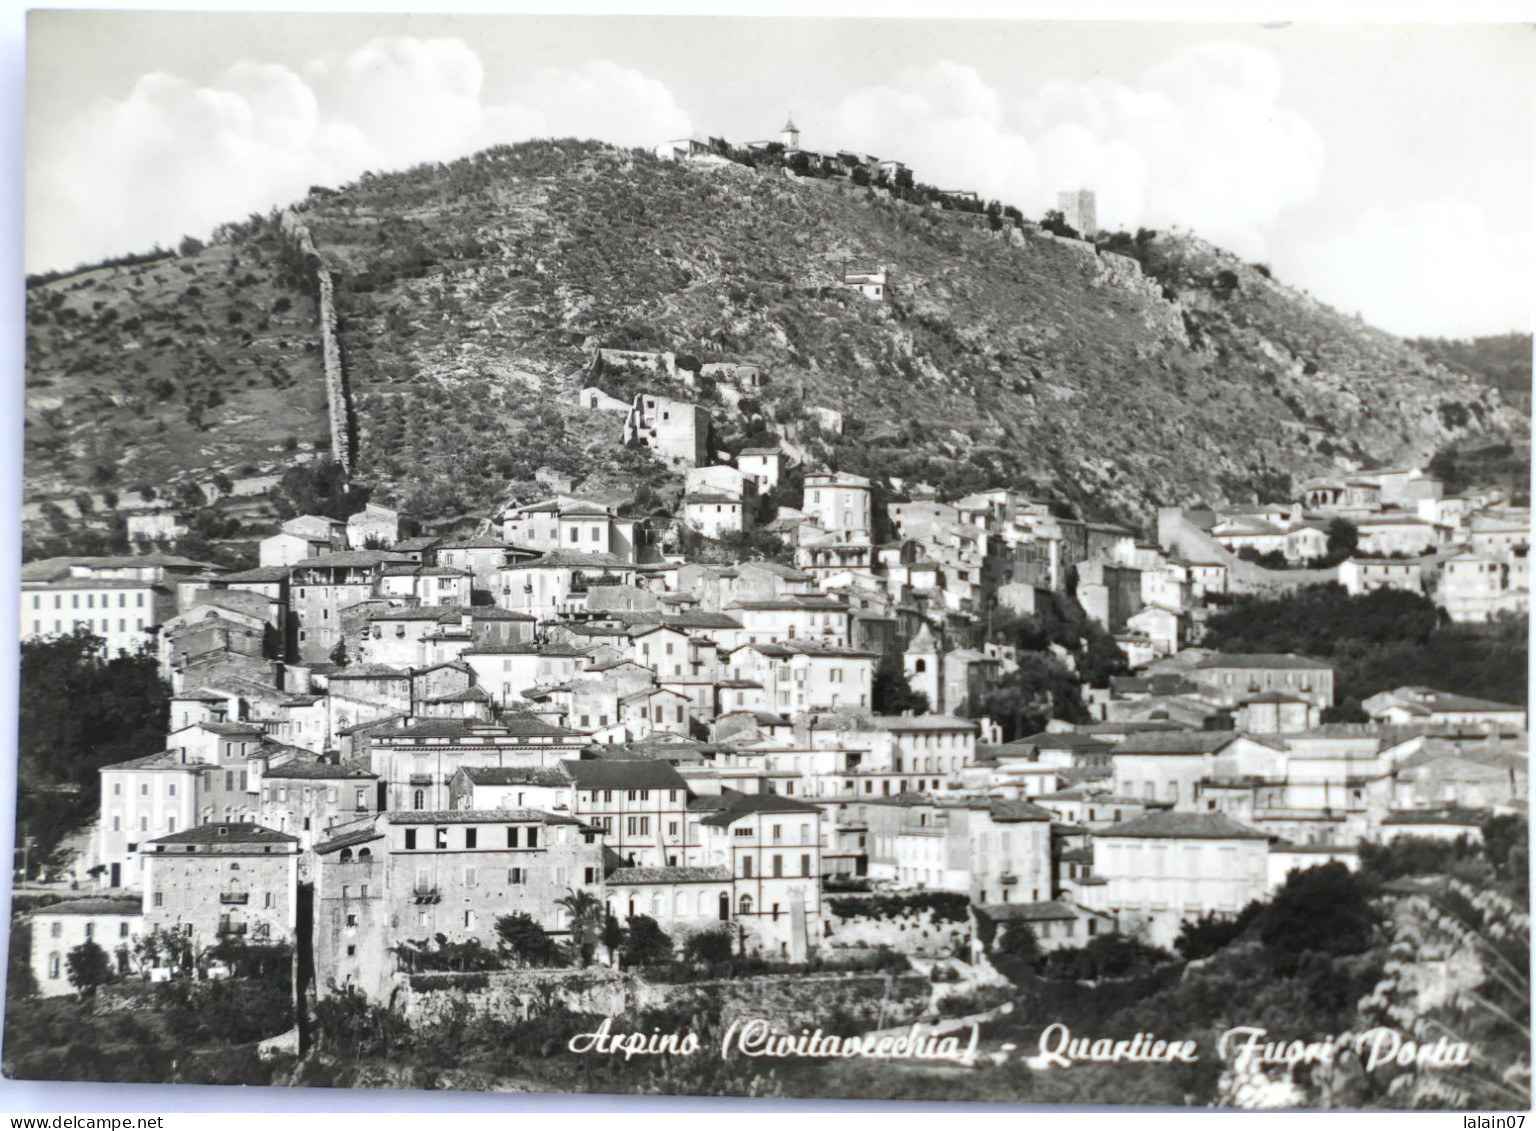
[27,39,693,272]
[1274,199,1535,338]
[821,43,1326,260]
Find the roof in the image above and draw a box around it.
[146,822,299,847]
[562,759,689,791]
[218,566,291,583]
[1113,731,1240,756]
[1193,653,1332,672]
[388,809,585,826]
[606,865,731,884]
[699,792,821,827]
[501,550,630,570]
[987,799,1057,823]
[291,550,415,570]
[314,826,386,854]
[1008,731,1108,750]
[457,766,572,787]
[1381,808,1488,827]
[325,664,409,680]
[31,897,143,918]
[874,714,978,733]
[1098,811,1269,841]
[263,759,377,781]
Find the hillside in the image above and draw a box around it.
[1408,332,1532,416]
[23,139,1526,546]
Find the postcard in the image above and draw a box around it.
[8,9,1530,1111]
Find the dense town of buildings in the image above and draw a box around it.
[17,120,1528,1004]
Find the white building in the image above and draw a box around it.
[1094,811,1270,949]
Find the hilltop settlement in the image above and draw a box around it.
[12,123,1530,1102]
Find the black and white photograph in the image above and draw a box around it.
[4,5,1532,1113]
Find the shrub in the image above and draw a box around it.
[683,928,734,965]
[827,891,970,923]
[409,972,490,992]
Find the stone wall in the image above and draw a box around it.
[281,211,352,474]
[395,966,931,1030]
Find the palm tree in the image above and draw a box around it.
[557,887,603,968]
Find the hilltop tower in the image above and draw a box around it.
[781,113,800,150]
[1057,189,1097,237]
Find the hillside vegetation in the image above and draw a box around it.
[24,140,1525,541]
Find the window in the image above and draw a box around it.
[50,922,62,939]
[47,953,60,980]
[465,828,478,849]
[742,857,754,879]
[508,867,524,884]
[119,922,130,938]
[801,855,811,877]
[527,827,538,848]
[435,827,448,849]
[404,829,417,850]
[772,855,783,878]
[153,892,163,907]
[464,866,477,888]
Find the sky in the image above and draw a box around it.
[24,10,1536,338]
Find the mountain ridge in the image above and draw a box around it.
[23,138,1525,550]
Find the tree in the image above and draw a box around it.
[621,915,673,966]
[19,630,169,870]
[683,927,734,965]
[1258,863,1377,975]
[998,922,1041,967]
[980,653,1087,741]
[1174,903,1262,961]
[556,888,604,967]
[872,661,929,715]
[329,639,350,668]
[495,911,560,967]
[1324,517,1359,563]
[66,940,114,998]
[1079,623,1130,687]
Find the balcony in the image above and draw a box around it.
[219,891,249,905]
[408,774,434,786]
[217,920,247,936]
[411,886,442,905]
[999,873,1019,885]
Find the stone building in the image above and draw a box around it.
[378,809,604,947]
[622,394,711,467]
[29,897,144,996]
[142,823,301,949]
[1057,189,1097,237]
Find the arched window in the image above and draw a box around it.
[358,847,371,859]
[913,659,926,673]
[652,892,663,916]
[739,895,754,916]
[339,849,353,862]
[413,789,425,810]
[696,891,709,917]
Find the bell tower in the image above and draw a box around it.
[781,113,800,150]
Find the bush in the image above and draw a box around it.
[495,911,561,967]
[621,915,673,967]
[826,891,970,923]
[1257,862,1377,976]
[1174,904,1262,961]
[409,972,490,992]
[1040,935,1175,981]
[683,927,734,965]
